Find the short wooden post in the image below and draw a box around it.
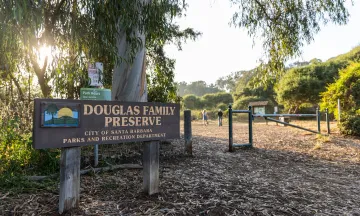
[326,108,330,134]
[184,110,192,155]
[59,147,81,214]
[248,106,253,147]
[143,141,160,195]
[337,98,341,122]
[228,105,233,152]
[316,107,321,134]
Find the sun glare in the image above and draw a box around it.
[38,45,52,66]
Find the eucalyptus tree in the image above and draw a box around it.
[0,0,353,102]
[230,0,351,81]
[0,0,198,101]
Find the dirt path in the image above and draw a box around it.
[1,120,360,215]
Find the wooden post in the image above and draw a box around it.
[143,141,159,195]
[337,98,341,122]
[228,105,233,152]
[316,108,321,134]
[59,147,81,214]
[326,108,330,134]
[184,110,192,155]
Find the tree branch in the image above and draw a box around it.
[253,0,272,21]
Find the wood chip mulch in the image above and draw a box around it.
[1,120,360,215]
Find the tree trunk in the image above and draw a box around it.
[112,29,147,102]
[111,1,148,102]
[30,54,51,98]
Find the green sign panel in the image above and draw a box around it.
[80,88,111,101]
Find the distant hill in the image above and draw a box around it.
[327,46,360,62]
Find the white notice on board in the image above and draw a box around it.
[88,62,103,87]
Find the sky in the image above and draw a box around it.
[164,0,360,85]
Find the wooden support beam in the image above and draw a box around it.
[59,147,81,214]
[143,141,160,195]
[184,110,192,155]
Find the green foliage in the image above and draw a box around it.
[276,60,348,113]
[327,46,360,62]
[320,62,360,136]
[321,62,360,119]
[231,0,351,78]
[233,96,265,110]
[0,117,60,177]
[147,47,181,103]
[177,81,221,97]
[339,114,360,136]
[201,92,233,109]
[182,92,233,111]
[0,0,199,99]
[231,67,277,110]
[0,174,57,194]
[215,71,243,92]
[182,94,202,110]
[217,103,228,111]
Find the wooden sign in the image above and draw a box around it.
[33,99,180,149]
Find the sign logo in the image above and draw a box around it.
[41,102,80,127]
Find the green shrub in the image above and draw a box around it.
[320,62,360,136]
[201,92,233,109]
[232,96,264,110]
[182,94,202,110]
[339,114,360,136]
[0,117,60,176]
[216,103,228,111]
[321,62,360,119]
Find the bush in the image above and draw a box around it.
[201,92,233,109]
[339,114,360,136]
[276,60,348,113]
[182,94,202,110]
[0,116,60,176]
[217,103,228,111]
[232,96,264,110]
[321,62,360,119]
[320,62,360,136]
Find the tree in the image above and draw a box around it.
[201,92,233,109]
[231,0,352,80]
[321,62,360,119]
[321,62,360,136]
[215,71,242,92]
[45,104,59,124]
[2,0,353,102]
[276,71,322,113]
[182,94,202,110]
[177,81,221,97]
[276,55,350,113]
[0,0,199,102]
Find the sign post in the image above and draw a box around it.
[59,147,80,214]
[33,99,180,213]
[143,140,160,194]
[80,88,111,166]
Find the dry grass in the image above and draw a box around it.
[1,120,360,215]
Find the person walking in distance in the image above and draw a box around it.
[202,109,208,125]
[218,109,223,126]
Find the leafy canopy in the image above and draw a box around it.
[0,0,199,99]
[231,0,351,79]
[321,62,360,119]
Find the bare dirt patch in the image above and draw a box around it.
[1,120,360,215]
